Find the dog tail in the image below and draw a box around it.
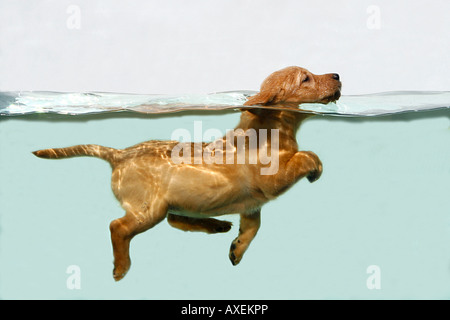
[32,144,119,165]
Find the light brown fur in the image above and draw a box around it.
[33,66,341,281]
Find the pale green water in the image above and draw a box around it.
[0,92,449,299]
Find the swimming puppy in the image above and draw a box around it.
[33,66,341,281]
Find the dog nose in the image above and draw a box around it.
[332,73,340,80]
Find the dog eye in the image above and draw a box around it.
[303,75,310,83]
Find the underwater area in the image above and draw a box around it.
[0,92,449,299]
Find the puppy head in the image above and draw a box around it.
[244,66,342,106]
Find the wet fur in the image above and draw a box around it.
[33,66,341,281]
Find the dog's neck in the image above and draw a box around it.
[235,107,312,151]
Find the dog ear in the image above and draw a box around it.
[243,90,281,106]
[244,66,302,106]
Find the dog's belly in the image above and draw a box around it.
[165,165,267,217]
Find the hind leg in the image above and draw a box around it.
[167,213,232,234]
[109,201,167,281]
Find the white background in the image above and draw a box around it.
[1,0,449,95]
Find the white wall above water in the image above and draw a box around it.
[0,0,449,95]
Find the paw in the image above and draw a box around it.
[303,151,323,183]
[229,238,244,266]
[208,219,232,234]
[307,169,322,183]
[113,259,131,281]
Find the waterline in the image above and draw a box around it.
[1,90,449,117]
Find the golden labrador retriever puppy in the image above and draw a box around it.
[33,66,341,281]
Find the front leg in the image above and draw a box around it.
[259,150,323,197]
[167,214,232,234]
[229,210,261,266]
[278,150,323,185]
